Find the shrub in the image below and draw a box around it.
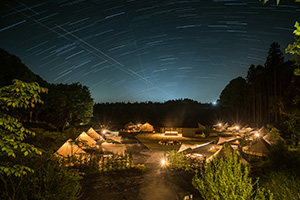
[262,170,300,200]
[135,164,147,172]
[192,152,273,200]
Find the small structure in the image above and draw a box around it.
[75,131,97,149]
[87,127,102,141]
[140,122,154,132]
[242,138,271,157]
[55,139,86,159]
[207,143,248,165]
[178,141,215,160]
[161,123,205,137]
[217,136,240,148]
[124,121,137,132]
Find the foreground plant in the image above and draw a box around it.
[0,79,47,200]
[192,152,273,200]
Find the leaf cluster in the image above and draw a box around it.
[192,152,273,200]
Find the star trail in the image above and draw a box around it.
[1,0,299,103]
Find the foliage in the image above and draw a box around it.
[27,127,82,152]
[219,77,247,122]
[192,152,273,200]
[266,140,300,174]
[38,83,94,131]
[135,164,147,172]
[0,79,47,200]
[166,150,204,172]
[72,154,133,173]
[286,21,300,71]
[16,153,83,200]
[261,170,300,200]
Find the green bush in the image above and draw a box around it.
[135,164,147,172]
[18,154,83,200]
[192,152,273,200]
[166,150,204,172]
[262,170,300,200]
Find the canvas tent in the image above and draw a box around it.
[124,122,136,130]
[106,135,122,143]
[217,136,238,145]
[263,132,284,145]
[87,127,102,141]
[140,122,154,132]
[206,143,248,165]
[242,138,271,157]
[178,143,195,153]
[178,141,215,159]
[55,139,86,159]
[75,131,97,148]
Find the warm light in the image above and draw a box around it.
[161,159,166,166]
[235,126,239,130]
[102,130,106,134]
[218,123,222,127]
[255,133,260,137]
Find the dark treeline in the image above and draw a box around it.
[93,99,216,129]
[218,42,299,139]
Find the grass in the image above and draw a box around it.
[136,133,218,151]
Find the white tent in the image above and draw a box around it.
[206,143,248,165]
[101,142,126,155]
[178,143,195,153]
[87,127,102,141]
[106,135,122,143]
[242,138,271,157]
[76,131,97,148]
[217,136,238,145]
[140,122,154,132]
[55,139,86,159]
[124,121,136,129]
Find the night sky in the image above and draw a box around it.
[1,0,299,103]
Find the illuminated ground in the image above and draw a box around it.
[80,133,203,200]
[136,132,218,151]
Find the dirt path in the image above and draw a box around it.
[80,134,201,200]
[137,151,201,200]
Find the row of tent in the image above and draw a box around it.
[55,128,126,160]
[178,128,282,163]
[124,122,154,132]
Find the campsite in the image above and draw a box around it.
[1,1,300,198]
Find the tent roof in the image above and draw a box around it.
[55,139,86,158]
[207,143,248,164]
[217,136,238,145]
[242,138,271,157]
[178,143,195,153]
[140,122,154,131]
[124,121,137,129]
[105,136,122,143]
[87,127,101,140]
[179,141,214,156]
[197,123,206,130]
[263,132,284,145]
[76,132,97,148]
